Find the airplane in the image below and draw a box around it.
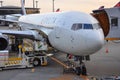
[0,0,105,77]
[0,0,104,58]
[0,10,104,55]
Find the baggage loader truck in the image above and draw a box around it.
[0,50,48,70]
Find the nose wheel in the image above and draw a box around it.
[65,54,88,76]
[74,56,87,76]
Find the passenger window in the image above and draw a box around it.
[84,24,93,29]
[71,24,82,31]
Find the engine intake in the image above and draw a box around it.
[0,37,8,50]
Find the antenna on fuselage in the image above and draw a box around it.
[21,0,26,15]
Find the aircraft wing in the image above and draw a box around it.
[0,18,18,23]
[0,30,43,40]
[10,14,22,18]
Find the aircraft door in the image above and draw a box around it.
[55,27,61,39]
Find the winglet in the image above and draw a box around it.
[114,1,120,7]
[98,6,104,10]
[56,8,60,12]
[21,0,26,15]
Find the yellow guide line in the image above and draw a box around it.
[105,38,120,40]
[50,57,69,68]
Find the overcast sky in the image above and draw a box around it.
[3,0,120,13]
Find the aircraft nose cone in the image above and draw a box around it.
[85,29,104,55]
[94,35,104,49]
[93,30,104,51]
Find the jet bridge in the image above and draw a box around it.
[92,7,120,40]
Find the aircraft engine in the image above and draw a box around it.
[0,35,8,50]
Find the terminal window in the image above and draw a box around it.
[111,18,118,27]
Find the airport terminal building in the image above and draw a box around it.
[0,6,40,26]
[0,6,40,15]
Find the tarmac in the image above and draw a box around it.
[86,41,120,76]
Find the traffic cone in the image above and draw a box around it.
[31,68,35,72]
[105,48,109,53]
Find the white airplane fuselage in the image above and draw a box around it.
[18,11,104,56]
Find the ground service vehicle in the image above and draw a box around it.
[0,50,48,70]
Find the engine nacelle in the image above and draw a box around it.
[0,35,8,50]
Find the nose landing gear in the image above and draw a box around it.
[75,56,87,76]
[65,55,88,76]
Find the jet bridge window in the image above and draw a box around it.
[84,24,93,29]
[71,24,82,31]
[111,18,118,27]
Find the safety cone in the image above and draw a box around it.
[31,68,35,72]
[105,48,109,53]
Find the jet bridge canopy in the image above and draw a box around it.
[91,10,110,37]
[92,7,120,39]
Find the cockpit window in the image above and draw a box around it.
[71,23,101,31]
[92,23,101,29]
[84,24,93,29]
[71,24,82,31]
